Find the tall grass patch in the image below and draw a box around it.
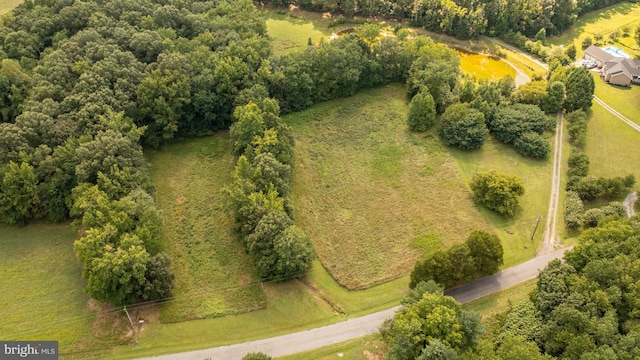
[146,135,266,323]
[457,51,516,80]
[0,0,22,14]
[449,134,554,266]
[287,84,491,289]
[585,103,640,184]
[106,278,337,360]
[548,2,640,58]
[0,223,119,356]
[263,10,329,55]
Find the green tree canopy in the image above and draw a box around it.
[408,90,437,132]
[470,171,525,217]
[439,103,489,150]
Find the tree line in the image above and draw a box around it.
[266,0,632,40]
[0,0,487,306]
[383,216,640,359]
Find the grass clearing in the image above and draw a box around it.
[457,51,516,81]
[0,223,124,358]
[0,0,21,14]
[263,8,331,55]
[146,134,265,323]
[287,84,492,290]
[105,278,338,359]
[449,133,554,266]
[548,2,640,58]
[593,73,640,126]
[584,103,640,186]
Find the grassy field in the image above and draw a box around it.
[457,50,516,81]
[593,73,640,126]
[287,84,492,289]
[0,223,126,358]
[584,103,640,185]
[548,2,640,58]
[263,8,331,54]
[146,135,266,323]
[448,132,554,266]
[0,0,21,14]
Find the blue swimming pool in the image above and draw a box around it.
[602,46,632,59]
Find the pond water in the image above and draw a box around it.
[456,49,517,80]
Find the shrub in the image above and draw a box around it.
[470,170,525,216]
[567,151,589,178]
[407,90,436,132]
[513,132,551,159]
[563,191,584,229]
[581,37,593,50]
[439,103,489,150]
[491,103,554,144]
[584,208,604,227]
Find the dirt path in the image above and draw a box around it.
[480,36,549,71]
[593,96,640,133]
[539,112,564,255]
[625,191,637,217]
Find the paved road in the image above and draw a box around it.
[624,191,637,218]
[540,112,564,255]
[138,247,570,360]
[445,247,569,303]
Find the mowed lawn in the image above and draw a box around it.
[593,73,640,126]
[287,84,492,290]
[146,135,265,323]
[449,129,554,266]
[585,103,640,184]
[548,2,640,58]
[0,223,120,357]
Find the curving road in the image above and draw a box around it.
[137,247,570,360]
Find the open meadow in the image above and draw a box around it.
[146,135,266,323]
[287,84,493,289]
[585,103,640,186]
[548,2,640,58]
[448,133,554,266]
[0,223,126,358]
[263,9,330,55]
[0,0,21,14]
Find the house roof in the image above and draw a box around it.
[605,58,640,80]
[584,45,615,63]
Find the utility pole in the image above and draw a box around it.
[531,215,542,243]
[123,306,134,329]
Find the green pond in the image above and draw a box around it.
[456,50,517,80]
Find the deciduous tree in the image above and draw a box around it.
[470,171,525,216]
